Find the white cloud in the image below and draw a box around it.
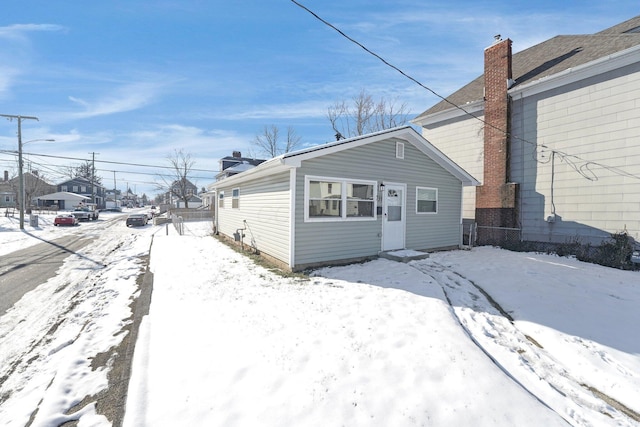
[0,23,65,40]
[0,24,66,98]
[64,81,163,119]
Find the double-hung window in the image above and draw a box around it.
[232,188,239,209]
[416,187,438,214]
[305,176,376,221]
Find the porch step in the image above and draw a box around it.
[380,250,430,263]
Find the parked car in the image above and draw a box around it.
[73,204,99,221]
[126,214,148,227]
[54,214,79,226]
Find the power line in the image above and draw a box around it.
[290,0,640,181]
[0,149,220,173]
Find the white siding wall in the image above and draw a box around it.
[422,115,484,219]
[420,62,640,245]
[512,63,640,244]
[217,172,291,264]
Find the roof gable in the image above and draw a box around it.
[415,15,640,120]
[214,126,478,187]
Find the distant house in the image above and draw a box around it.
[412,15,640,247]
[211,126,478,271]
[57,176,106,208]
[216,151,266,181]
[176,194,203,209]
[164,178,198,208]
[202,152,266,208]
[1,170,17,209]
[36,191,91,211]
[0,170,56,210]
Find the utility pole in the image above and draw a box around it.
[0,114,39,229]
[89,151,99,205]
[113,170,117,208]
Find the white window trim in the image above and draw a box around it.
[218,190,225,209]
[231,187,239,209]
[304,175,377,222]
[396,141,405,159]
[416,186,438,214]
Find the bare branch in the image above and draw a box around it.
[252,124,302,158]
[156,149,197,208]
[327,89,409,138]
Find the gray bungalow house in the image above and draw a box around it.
[211,126,478,271]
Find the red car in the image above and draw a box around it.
[54,214,79,226]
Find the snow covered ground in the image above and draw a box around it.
[1,212,639,426]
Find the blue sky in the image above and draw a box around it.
[1,1,638,198]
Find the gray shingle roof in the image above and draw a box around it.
[415,15,640,120]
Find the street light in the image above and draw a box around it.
[18,138,54,229]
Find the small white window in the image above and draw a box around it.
[232,188,239,209]
[396,141,405,159]
[416,187,437,214]
[61,185,68,192]
[218,191,225,208]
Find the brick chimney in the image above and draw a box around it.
[232,151,242,158]
[475,37,519,243]
[3,170,7,182]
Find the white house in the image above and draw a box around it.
[412,16,640,247]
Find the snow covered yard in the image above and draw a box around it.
[125,223,640,427]
[1,214,639,426]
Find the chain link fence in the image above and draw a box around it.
[462,222,522,248]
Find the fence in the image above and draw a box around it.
[171,214,184,236]
[167,208,214,221]
[476,225,522,247]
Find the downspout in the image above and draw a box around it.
[288,168,296,270]
[214,188,219,234]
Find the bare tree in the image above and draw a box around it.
[74,160,102,185]
[252,125,302,158]
[328,89,409,139]
[157,149,197,208]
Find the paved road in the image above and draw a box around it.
[0,234,95,316]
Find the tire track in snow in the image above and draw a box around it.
[409,259,637,427]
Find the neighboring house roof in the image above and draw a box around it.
[216,155,267,181]
[171,178,197,189]
[212,126,479,187]
[414,15,640,119]
[36,192,91,201]
[57,176,106,189]
[220,155,265,169]
[223,162,256,174]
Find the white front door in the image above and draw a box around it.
[382,183,406,251]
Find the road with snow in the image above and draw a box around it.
[0,234,94,315]
[0,211,157,426]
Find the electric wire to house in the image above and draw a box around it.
[290,0,640,183]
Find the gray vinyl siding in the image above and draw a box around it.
[293,139,464,267]
[217,172,291,264]
[511,62,640,245]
